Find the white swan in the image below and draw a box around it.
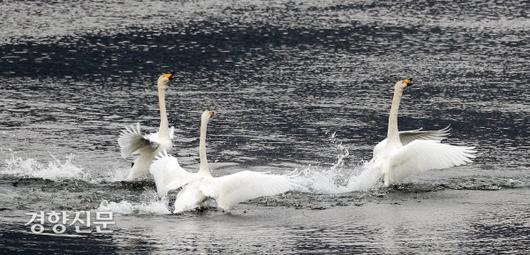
[150,111,295,213]
[118,73,176,180]
[371,79,476,186]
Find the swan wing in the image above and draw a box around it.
[118,123,160,158]
[149,152,197,197]
[201,171,293,211]
[145,132,160,143]
[387,140,476,182]
[373,126,451,158]
[173,181,207,214]
[399,125,451,145]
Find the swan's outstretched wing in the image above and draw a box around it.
[118,123,160,158]
[202,171,293,211]
[373,126,451,158]
[387,140,476,182]
[149,152,196,197]
[399,125,451,145]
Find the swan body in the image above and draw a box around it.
[169,169,292,213]
[118,73,176,180]
[150,111,294,213]
[371,79,476,186]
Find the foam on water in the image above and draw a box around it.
[97,200,171,215]
[96,192,171,215]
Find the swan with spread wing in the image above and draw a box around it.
[371,79,476,186]
[118,73,176,180]
[150,111,295,213]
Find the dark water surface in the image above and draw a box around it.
[1,0,529,254]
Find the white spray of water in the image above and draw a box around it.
[2,152,87,180]
[290,132,383,194]
[0,150,131,182]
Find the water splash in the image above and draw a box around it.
[291,132,383,194]
[329,131,349,173]
[2,153,87,181]
[291,163,382,194]
[0,149,134,183]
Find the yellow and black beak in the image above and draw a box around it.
[403,78,413,87]
[208,111,215,118]
[162,72,174,80]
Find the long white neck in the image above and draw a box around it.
[387,85,403,145]
[198,117,211,176]
[158,86,170,141]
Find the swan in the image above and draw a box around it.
[371,78,476,186]
[150,111,295,213]
[118,73,176,180]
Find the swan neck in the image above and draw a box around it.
[387,86,402,144]
[198,117,211,176]
[158,86,170,141]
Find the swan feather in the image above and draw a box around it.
[118,123,175,158]
[201,171,293,211]
[150,152,197,197]
[384,140,476,184]
[373,126,451,158]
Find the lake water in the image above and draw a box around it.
[0,0,529,254]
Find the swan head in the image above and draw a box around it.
[157,72,174,89]
[201,111,215,122]
[396,78,413,90]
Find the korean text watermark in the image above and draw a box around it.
[25,211,115,234]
